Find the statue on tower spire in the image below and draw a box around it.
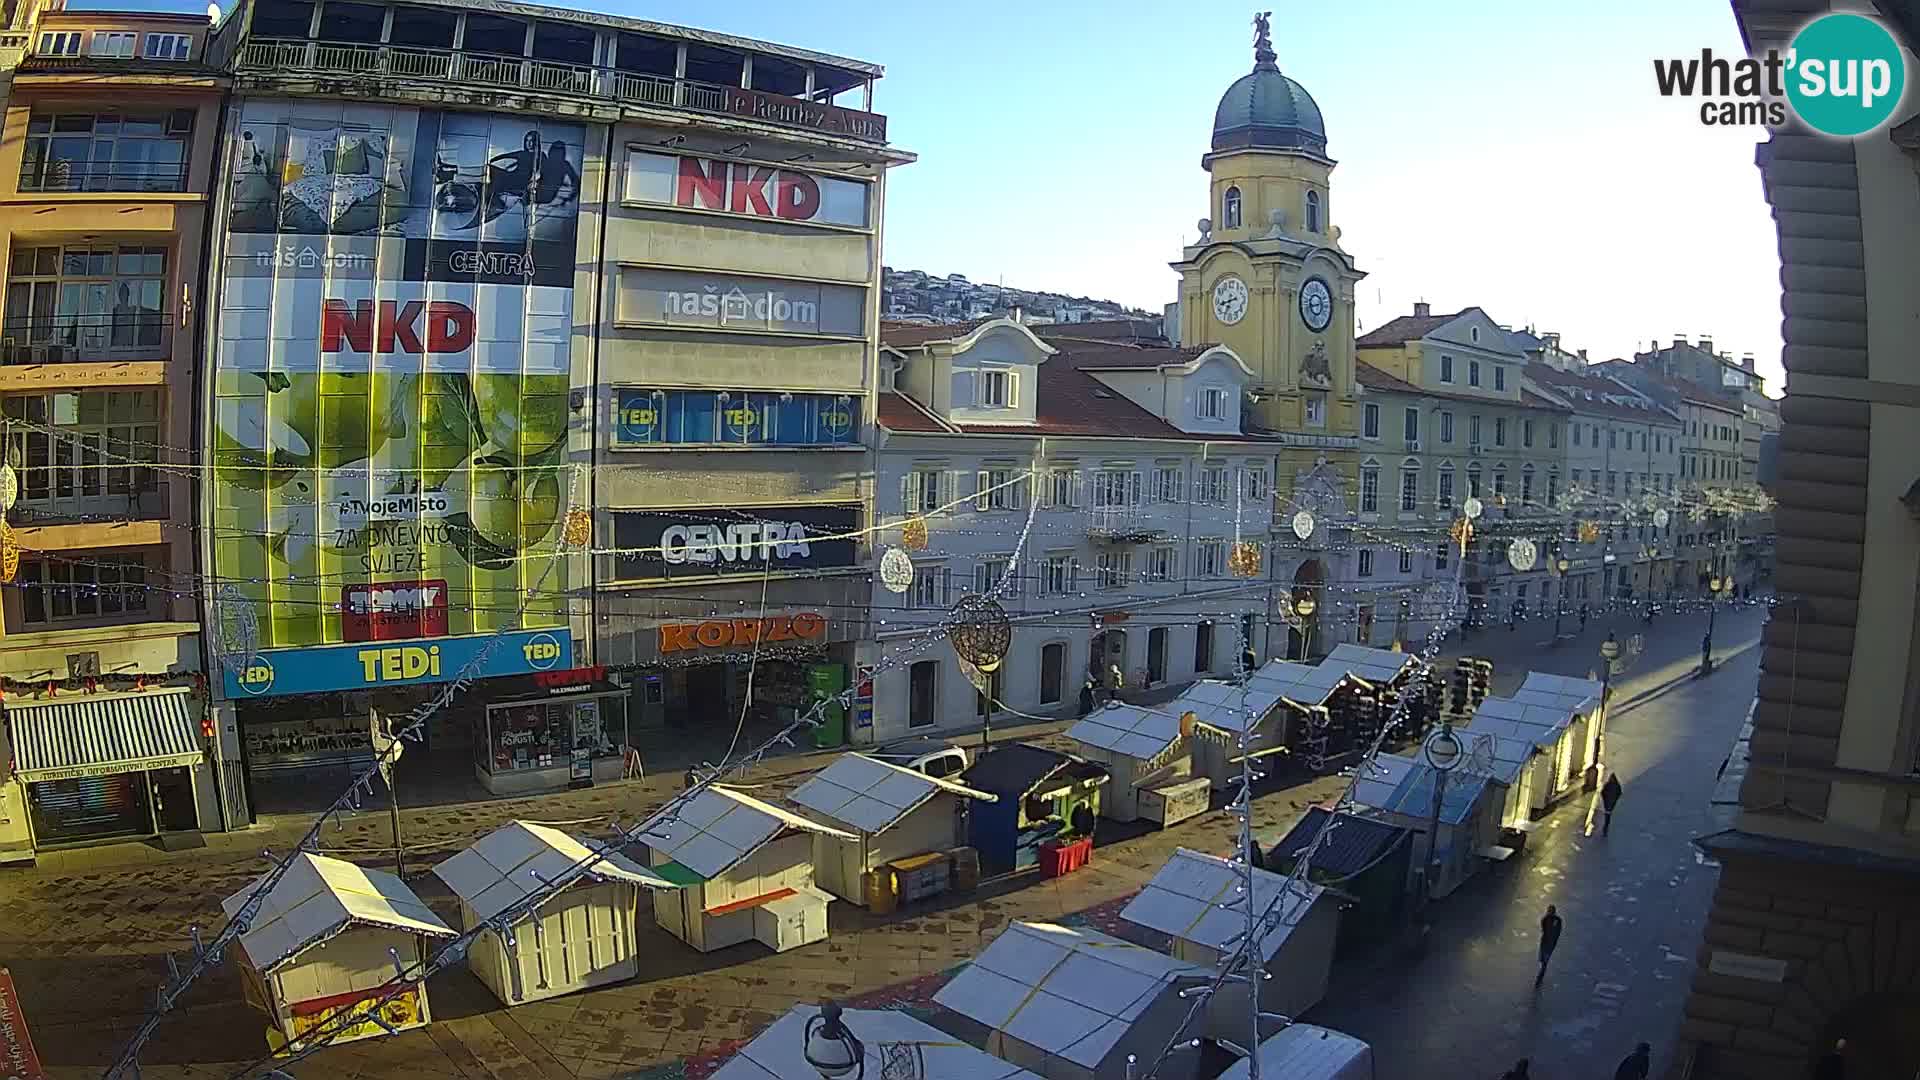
[1253,11,1277,70]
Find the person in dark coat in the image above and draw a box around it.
[1535,904,1563,988]
[1078,675,1096,717]
[1814,1038,1847,1080]
[1499,1059,1531,1079]
[1601,772,1624,836]
[1614,1041,1652,1080]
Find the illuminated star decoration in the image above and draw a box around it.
[1578,520,1601,544]
[0,521,18,584]
[1450,517,1474,555]
[562,507,592,549]
[1228,541,1263,578]
[900,518,929,552]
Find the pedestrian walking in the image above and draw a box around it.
[1601,772,1623,836]
[1580,603,1590,629]
[1078,675,1096,717]
[1535,904,1563,988]
[1613,1041,1652,1080]
[1499,1059,1531,1079]
[1815,1037,1847,1080]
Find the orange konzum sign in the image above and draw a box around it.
[658,612,828,654]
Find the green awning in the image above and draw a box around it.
[649,860,706,887]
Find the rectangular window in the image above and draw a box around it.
[91,31,136,57]
[1196,540,1226,578]
[18,552,150,624]
[1470,415,1482,446]
[1096,551,1132,590]
[1469,360,1481,387]
[1359,466,1379,513]
[1440,355,1455,383]
[1039,468,1079,509]
[1548,471,1559,506]
[1148,546,1178,583]
[904,467,948,514]
[977,369,1016,408]
[142,32,192,60]
[20,113,193,193]
[1399,550,1413,574]
[1573,424,1582,446]
[1440,411,1454,443]
[5,244,170,361]
[1198,466,1228,504]
[910,566,953,608]
[1152,466,1182,504]
[1494,366,1506,391]
[1608,428,1618,449]
[1549,424,1559,449]
[1092,468,1143,508]
[1492,470,1507,496]
[2,391,161,511]
[1243,466,1267,501]
[1040,553,1076,595]
[1522,470,1534,504]
[1363,403,1380,439]
[37,31,81,55]
[1404,408,1420,443]
[1305,395,1326,426]
[1494,417,1507,447]
[613,389,858,447]
[1523,419,1534,448]
[1358,549,1375,577]
[973,467,1026,512]
[1198,387,1226,420]
[1437,469,1455,508]
[1606,471,1618,495]
[1400,469,1419,512]
[974,559,1014,596]
[1435,544,1449,570]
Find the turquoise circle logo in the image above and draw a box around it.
[1786,13,1906,136]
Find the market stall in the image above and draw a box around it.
[1349,755,1508,898]
[1120,848,1340,1043]
[1217,1025,1375,1080]
[959,745,1109,875]
[1184,671,1318,790]
[432,820,676,1005]
[1463,682,1598,814]
[1064,702,1207,825]
[1509,671,1607,790]
[1267,807,1413,944]
[933,920,1207,1080]
[469,673,630,796]
[639,785,852,953]
[223,852,455,1052]
[711,1003,1044,1080]
[787,751,993,907]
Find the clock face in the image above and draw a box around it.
[1212,276,1249,326]
[1299,277,1333,332]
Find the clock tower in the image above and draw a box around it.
[1171,11,1364,439]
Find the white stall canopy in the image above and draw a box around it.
[1217,1024,1374,1080]
[640,785,854,880]
[1066,704,1183,763]
[1321,643,1418,687]
[790,752,994,835]
[1120,847,1325,966]
[433,820,676,923]
[224,852,454,973]
[1510,671,1604,714]
[711,1004,1044,1080]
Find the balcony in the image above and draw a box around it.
[1087,507,1168,545]
[18,160,189,195]
[237,39,890,144]
[0,313,172,366]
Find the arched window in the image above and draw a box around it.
[1304,190,1321,233]
[1223,186,1242,229]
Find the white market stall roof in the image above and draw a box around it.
[934,921,1206,1070]
[638,785,855,881]
[1351,754,1417,809]
[1120,847,1326,964]
[789,752,995,835]
[1463,730,1538,785]
[1245,659,1347,708]
[1322,643,1418,686]
[222,852,454,974]
[1065,701,1185,760]
[433,820,677,923]
[1176,679,1290,735]
[1510,671,1604,714]
[1363,759,1500,826]
[710,1004,1045,1080]
[1218,1024,1373,1079]
[1473,695,1577,735]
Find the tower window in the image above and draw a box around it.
[1223,186,1242,229]
[1305,191,1321,233]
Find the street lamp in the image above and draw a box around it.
[1292,594,1318,661]
[1700,576,1733,675]
[1420,722,1464,909]
[1594,632,1621,789]
[1549,556,1572,646]
[803,1002,865,1079]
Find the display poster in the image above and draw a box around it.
[211,100,584,670]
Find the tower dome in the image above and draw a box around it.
[1211,13,1327,156]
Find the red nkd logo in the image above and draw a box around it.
[675,156,822,221]
[322,299,476,354]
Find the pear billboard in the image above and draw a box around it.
[211,100,584,696]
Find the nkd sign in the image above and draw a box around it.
[625,150,870,229]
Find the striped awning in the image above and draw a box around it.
[6,689,202,782]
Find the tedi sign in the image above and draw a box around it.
[1653,12,1907,135]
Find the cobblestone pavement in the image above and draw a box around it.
[0,604,1763,1078]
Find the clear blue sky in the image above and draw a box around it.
[98,0,1787,387]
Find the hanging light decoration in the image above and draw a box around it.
[1291,509,1317,540]
[1228,541,1262,578]
[562,507,592,549]
[1507,538,1539,572]
[946,594,1012,674]
[900,519,929,552]
[0,521,18,585]
[1462,496,1484,520]
[1450,517,1474,554]
[878,547,915,594]
[1578,520,1601,544]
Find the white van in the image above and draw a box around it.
[1217,1024,1375,1080]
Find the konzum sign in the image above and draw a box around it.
[625,150,870,229]
[658,612,828,653]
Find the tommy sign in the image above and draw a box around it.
[624,150,870,229]
[342,579,450,642]
[613,505,858,580]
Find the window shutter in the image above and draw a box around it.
[975,470,991,512]
[1129,471,1143,507]
[941,567,953,605]
[1006,371,1020,409]
[902,472,921,516]
[1069,470,1082,508]
[1008,472,1025,510]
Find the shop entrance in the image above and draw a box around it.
[26,773,151,845]
[151,766,198,832]
[628,653,834,773]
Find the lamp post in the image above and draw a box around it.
[1293,594,1318,661]
[803,1001,865,1079]
[1549,556,1571,646]
[1594,632,1621,789]
[1419,722,1464,911]
[1699,575,1733,675]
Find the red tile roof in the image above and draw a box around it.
[1356,363,1564,411]
[880,319,994,348]
[1523,364,1672,422]
[957,363,1189,439]
[876,392,952,433]
[1032,319,1169,344]
[1355,311,1462,347]
[1047,339,1210,370]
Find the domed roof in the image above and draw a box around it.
[1211,20,1327,156]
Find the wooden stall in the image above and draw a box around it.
[1508,671,1607,791]
[1267,807,1413,944]
[1121,848,1341,1043]
[432,820,675,1006]
[1182,673,1316,790]
[712,1004,1043,1080]
[1350,755,1509,898]
[933,921,1206,1080]
[1218,1025,1376,1080]
[224,852,455,1053]
[639,785,852,954]
[959,745,1109,875]
[1064,701,1206,825]
[787,752,993,907]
